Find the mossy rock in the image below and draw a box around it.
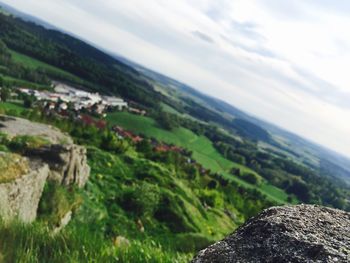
[0,152,29,183]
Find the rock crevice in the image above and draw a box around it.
[25,144,90,188]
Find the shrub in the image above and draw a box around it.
[38,182,83,227]
[8,135,50,153]
[197,189,224,208]
[121,182,161,217]
[241,172,262,185]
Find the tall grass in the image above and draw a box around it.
[0,221,192,262]
[0,221,115,262]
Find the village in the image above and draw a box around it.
[18,82,148,116]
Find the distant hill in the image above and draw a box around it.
[0,1,58,30]
[117,57,350,184]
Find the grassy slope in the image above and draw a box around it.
[0,101,25,112]
[106,112,289,204]
[0,74,50,90]
[9,50,85,84]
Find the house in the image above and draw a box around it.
[93,103,106,115]
[58,102,68,111]
[129,107,146,116]
[103,96,128,110]
[79,114,107,129]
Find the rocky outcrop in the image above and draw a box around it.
[0,115,73,144]
[192,205,350,263]
[0,116,90,224]
[0,115,90,188]
[26,144,90,188]
[0,160,49,223]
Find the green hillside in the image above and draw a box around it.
[0,106,276,262]
[106,112,289,204]
[107,112,248,173]
[9,50,84,84]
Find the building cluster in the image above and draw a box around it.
[19,82,128,115]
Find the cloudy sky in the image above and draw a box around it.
[3,0,350,157]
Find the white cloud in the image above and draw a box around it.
[3,0,350,157]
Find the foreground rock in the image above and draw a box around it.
[192,205,350,263]
[0,160,49,222]
[26,144,90,188]
[0,115,73,144]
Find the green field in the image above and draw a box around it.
[0,74,50,90]
[9,50,84,84]
[106,112,289,203]
[0,101,25,113]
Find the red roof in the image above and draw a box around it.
[80,115,106,129]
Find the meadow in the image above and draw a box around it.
[9,50,85,85]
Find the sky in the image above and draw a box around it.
[3,0,350,157]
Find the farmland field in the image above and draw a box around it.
[9,50,84,84]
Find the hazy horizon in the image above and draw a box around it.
[3,0,350,157]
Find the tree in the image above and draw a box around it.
[136,139,153,156]
[287,177,311,202]
[0,87,10,102]
[23,95,34,108]
[156,112,179,130]
[241,172,262,185]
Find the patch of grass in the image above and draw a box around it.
[0,153,29,183]
[0,221,116,263]
[115,239,192,263]
[160,103,182,116]
[8,135,51,153]
[0,74,50,90]
[9,50,85,84]
[0,102,25,114]
[38,182,83,227]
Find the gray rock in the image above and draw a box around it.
[192,205,350,263]
[0,115,72,144]
[52,210,72,234]
[26,144,90,188]
[0,160,49,223]
[0,116,90,225]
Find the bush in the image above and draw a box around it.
[241,172,262,185]
[197,189,224,208]
[121,182,161,217]
[8,135,50,153]
[38,182,83,227]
